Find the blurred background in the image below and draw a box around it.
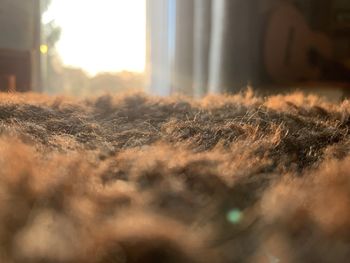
[0,0,146,96]
[0,0,349,98]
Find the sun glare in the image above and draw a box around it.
[44,0,146,76]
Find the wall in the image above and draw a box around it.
[0,0,41,91]
[0,0,38,50]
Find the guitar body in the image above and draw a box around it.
[264,3,332,84]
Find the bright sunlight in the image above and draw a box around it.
[43,0,146,75]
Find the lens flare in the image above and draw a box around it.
[40,45,49,54]
[227,209,242,224]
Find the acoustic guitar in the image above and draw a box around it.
[264,3,333,83]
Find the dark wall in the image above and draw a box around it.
[0,50,31,92]
[0,0,40,92]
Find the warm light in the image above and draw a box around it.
[44,0,146,75]
[40,44,49,54]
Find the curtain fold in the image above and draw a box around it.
[208,0,261,93]
[172,0,194,96]
[147,0,262,96]
[175,0,261,95]
[193,0,212,97]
